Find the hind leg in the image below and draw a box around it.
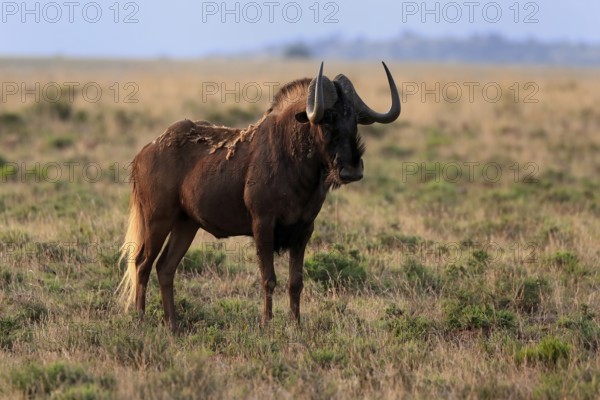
[156,218,198,332]
[136,218,172,319]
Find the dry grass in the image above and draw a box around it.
[1,58,600,399]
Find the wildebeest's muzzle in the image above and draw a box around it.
[339,159,364,183]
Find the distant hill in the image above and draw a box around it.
[252,33,600,66]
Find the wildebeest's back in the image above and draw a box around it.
[134,119,254,237]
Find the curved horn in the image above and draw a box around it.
[306,62,325,123]
[339,61,401,125]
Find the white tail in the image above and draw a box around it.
[116,189,144,311]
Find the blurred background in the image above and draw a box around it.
[1,0,599,63]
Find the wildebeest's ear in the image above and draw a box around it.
[295,111,310,124]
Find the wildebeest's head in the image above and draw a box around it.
[294,62,401,187]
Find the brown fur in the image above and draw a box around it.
[117,76,382,330]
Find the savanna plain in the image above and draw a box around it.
[0,59,599,399]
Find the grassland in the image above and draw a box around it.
[1,58,599,399]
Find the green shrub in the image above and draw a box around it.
[385,310,435,342]
[516,337,569,367]
[444,300,515,331]
[30,98,73,121]
[375,233,421,250]
[0,112,24,126]
[0,112,26,134]
[550,250,577,268]
[0,163,17,181]
[54,383,111,400]
[0,317,19,349]
[46,134,75,149]
[402,258,442,293]
[467,249,490,274]
[1,268,25,286]
[305,249,367,289]
[180,248,226,274]
[558,305,600,351]
[515,277,549,313]
[310,348,347,368]
[8,361,114,397]
[19,300,48,322]
[549,251,589,277]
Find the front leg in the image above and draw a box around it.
[253,218,276,325]
[289,223,314,323]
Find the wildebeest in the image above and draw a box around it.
[117,62,400,331]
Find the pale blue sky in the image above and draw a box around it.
[0,0,597,58]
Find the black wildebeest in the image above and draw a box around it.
[117,62,400,331]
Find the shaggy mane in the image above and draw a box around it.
[267,78,311,114]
